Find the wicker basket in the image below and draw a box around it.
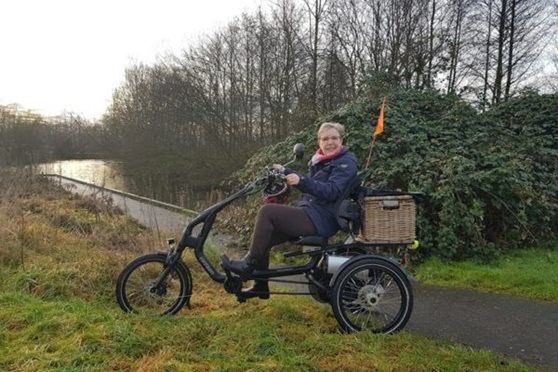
[358,195,416,244]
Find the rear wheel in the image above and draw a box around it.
[331,257,412,333]
[116,253,192,316]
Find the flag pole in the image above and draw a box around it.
[364,97,386,170]
[364,135,377,170]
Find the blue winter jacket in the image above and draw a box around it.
[287,147,359,237]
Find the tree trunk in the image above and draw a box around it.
[504,0,516,100]
[493,0,508,105]
[427,0,437,88]
[481,0,494,111]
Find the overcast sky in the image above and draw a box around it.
[0,0,265,120]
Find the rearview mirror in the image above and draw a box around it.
[293,143,306,160]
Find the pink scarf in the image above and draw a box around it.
[311,146,344,166]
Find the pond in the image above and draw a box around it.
[37,159,226,211]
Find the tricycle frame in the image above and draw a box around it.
[116,171,415,334]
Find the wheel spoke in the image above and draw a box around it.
[334,260,411,333]
[117,255,189,316]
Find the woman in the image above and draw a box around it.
[229,122,359,299]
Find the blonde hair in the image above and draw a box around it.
[317,122,345,139]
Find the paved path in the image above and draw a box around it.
[45,174,558,371]
[43,174,231,248]
[277,276,558,370]
[408,283,558,370]
[45,174,194,233]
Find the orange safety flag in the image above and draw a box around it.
[374,98,386,136]
[364,97,387,170]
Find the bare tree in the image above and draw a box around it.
[327,0,367,97]
[98,0,557,184]
[465,0,554,107]
[481,0,494,109]
[302,0,329,114]
[446,0,472,94]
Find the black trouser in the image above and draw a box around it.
[247,204,317,269]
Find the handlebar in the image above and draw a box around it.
[244,169,284,193]
[243,167,289,198]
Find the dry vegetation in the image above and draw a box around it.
[0,169,532,371]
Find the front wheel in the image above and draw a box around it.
[116,253,192,316]
[331,257,413,334]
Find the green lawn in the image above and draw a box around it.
[0,289,532,371]
[414,248,558,302]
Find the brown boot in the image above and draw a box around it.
[241,280,270,299]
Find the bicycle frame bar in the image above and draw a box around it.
[176,181,259,283]
[174,175,361,285]
[249,255,322,279]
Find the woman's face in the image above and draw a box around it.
[318,128,342,155]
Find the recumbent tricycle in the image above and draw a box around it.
[116,144,422,334]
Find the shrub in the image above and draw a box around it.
[231,89,558,260]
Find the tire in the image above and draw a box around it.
[331,257,413,334]
[116,253,192,316]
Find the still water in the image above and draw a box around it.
[39,159,127,190]
[37,159,224,211]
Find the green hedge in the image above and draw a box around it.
[233,90,558,260]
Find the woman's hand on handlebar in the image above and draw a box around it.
[270,164,299,185]
[271,164,285,173]
[285,173,300,186]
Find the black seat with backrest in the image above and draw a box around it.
[335,175,363,235]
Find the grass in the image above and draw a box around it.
[0,169,534,371]
[0,290,530,371]
[413,249,558,302]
